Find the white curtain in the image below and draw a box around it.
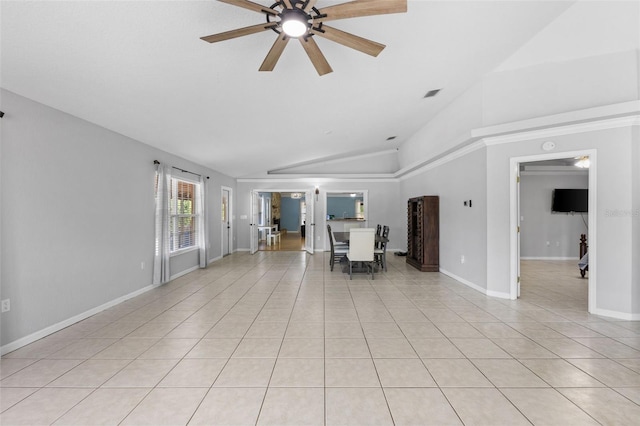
[153,164,172,285]
[197,175,208,268]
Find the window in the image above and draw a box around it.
[170,178,199,252]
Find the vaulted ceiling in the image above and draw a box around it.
[1,1,574,178]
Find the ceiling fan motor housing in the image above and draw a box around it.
[280,7,312,36]
[267,1,324,37]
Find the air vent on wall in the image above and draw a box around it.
[424,89,441,98]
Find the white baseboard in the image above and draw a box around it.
[169,265,199,281]
[440,268,510,300]
[520,257,579,260]
[1,283,160,356]
[236,248,250,252]
[592,308,640,321]
[208,255,222,264]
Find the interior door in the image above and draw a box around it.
[250,190,259,254]
[222,188,231,256]
[516,169,521,297]
[304,190,315,254]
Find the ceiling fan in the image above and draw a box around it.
[200,0,407,75]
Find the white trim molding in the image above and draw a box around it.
[591,309,640,322]
[520,257,580,261]
[399,105,638,181]
[1,283,161,356]
[440,268,510,300]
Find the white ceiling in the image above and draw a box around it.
[1,1,574,178]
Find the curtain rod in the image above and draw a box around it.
[154,160,209,179]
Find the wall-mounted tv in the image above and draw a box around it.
[552,189,588,213]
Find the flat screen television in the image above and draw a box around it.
[552,189,588,213]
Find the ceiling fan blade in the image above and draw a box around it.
[200,22,277,43]
[218,0,278,16]
[299,37,333,76]
[313,25,385,57]
[317,0,407,22]
[259,36,291,71]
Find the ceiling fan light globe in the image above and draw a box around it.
[282,19,307,37]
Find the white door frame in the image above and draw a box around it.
[509,149,596,312]
[252,188,315,253]
[305,189,315,254]
[221,186,233,256]
[250,190,260,254]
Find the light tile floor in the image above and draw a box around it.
[2,254,640,425]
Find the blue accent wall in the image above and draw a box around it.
[327,197,363,218]
[281,197,301,232]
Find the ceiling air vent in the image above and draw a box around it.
[424,89,441,98]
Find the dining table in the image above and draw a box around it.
[333,231,389,245]
[333,231,389,274]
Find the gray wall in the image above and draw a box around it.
[0,90,236,348]
[520,172,589,258]
[397,46,639,314]
[401,148,488,290]
[486,126,637,314]
[633,124,640,314]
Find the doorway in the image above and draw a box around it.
[250,190,314,253]
[221,186,232,257]
[510,150,596,312]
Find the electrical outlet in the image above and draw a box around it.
[460,255,465,264]
[140,262,145,270]
[1,299,10,313]
[556,241,560,247]
[546,241,550,246]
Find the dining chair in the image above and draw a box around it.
[374,226,390,272]
[328,225,348,271]
[327,224,348,247]
[375,224,382,249]
[346,228,376,280]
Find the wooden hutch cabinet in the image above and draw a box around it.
[407,196,439,272]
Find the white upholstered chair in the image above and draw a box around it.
[346,228,376,280]
[343,222,361,232]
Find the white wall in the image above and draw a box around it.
[483,51,639,126]
[0,90,236,349]
[520,171,589,258]
[397,83,484,170]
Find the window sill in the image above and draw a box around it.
[170,246,199,257]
